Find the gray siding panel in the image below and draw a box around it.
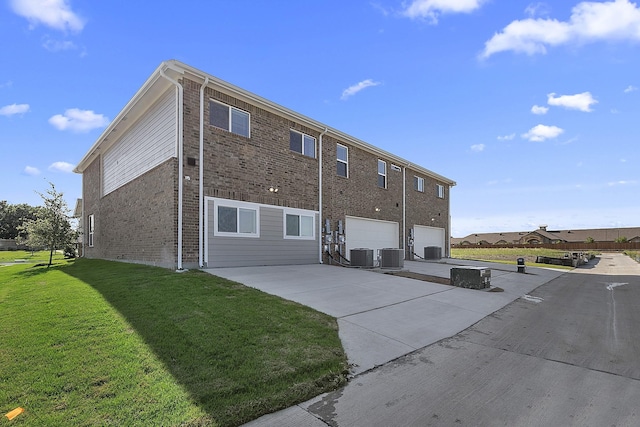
[207,202,318,267]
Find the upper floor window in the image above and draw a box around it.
[290,130,316,158]
[437,184,445,199]
[337,144,348,177]
[378,160,387,188]
[414,176,424,192]
[210,100,250,138]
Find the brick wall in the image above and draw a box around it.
[83,156,178,268]
[321,134,451,258]
[180,76,451,265]
[181,78,321,265]
[85,75,450,269]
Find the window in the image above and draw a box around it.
[437,184,445,199]
[209,100,250,137]
[290,130,316,158]
[378,160,387,188]
[87,214,94,247]
[337,144,348,177]
[414,176,424,192]
[285,212,315,239]
[215,202,258,237]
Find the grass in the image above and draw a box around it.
[0,258,348,426]
[624,250,640,263]
[450,247,595,270]
[0,250,65,264]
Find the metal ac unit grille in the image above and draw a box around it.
[380,248,403,269]
[424,246,442,260]
[350,248,374,267]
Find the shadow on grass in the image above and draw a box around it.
[61,259,348,426]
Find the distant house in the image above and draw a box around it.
[73,60,456,269]
[452,225,640,246]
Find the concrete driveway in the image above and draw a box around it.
[206,259,564,376]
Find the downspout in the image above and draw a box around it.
[447,188,452,258]
[160,68,185,271]
[402,165,406,258]
[318,127,328,263]
[199,76,209,268]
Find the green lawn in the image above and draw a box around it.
[0,258,348,426]
[450,247,592,269]
[0,250,65,264]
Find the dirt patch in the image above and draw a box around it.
[384,271,451,286]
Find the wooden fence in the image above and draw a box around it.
[452,242,640,251]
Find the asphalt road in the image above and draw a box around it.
[302,253,640,426]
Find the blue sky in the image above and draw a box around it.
[1,0,638,237]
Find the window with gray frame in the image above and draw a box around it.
[290,130,316,158]
[210,100,250,137]
[437,184,445,199]
[414,176,424,192]
[337,144,348,177]
[378,160,387,188]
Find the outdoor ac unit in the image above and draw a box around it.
[424,246,442,260]
[380,248,404,269]
[350,248,374,267]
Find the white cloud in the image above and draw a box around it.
[497,133,516,140]
[43,38,77,52]
[48,108,109,132]
[624,85,638,93]
[522,124,564,141]
[0,103,30,116]
[403,0,486,23]
[10,0,85,32]
[525,2,551,18]
[531,105,549,115]
[24,166,41,176]
[471,143,485,152]
[481,0,640,58]
[0,81,13,89]
[608,180,637,186]
[341,79,381,100]
[547,92,597,112]
[48,161,74,173]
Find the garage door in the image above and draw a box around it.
[413,225,445,256]
[345,216,399,256]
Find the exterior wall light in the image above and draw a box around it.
[269,186,279,193]
[375,207,381,212]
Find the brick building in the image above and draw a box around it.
[74,60,456,269]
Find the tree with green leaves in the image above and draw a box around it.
[615,236,628,243]
[18,182,77,267]
[585,236,595,243]
[0,201,43,240]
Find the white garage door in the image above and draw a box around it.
[413,225,445,256]
[345,216,399,256]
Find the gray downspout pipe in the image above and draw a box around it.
[199,77,209,268]
[159,68,185,271]
[318,127,328,263]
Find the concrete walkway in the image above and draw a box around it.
[206,259,564,376]
[206,259,566,426]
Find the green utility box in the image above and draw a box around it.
[450,267,491,290]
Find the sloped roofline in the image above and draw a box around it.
[74,60,456,186]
